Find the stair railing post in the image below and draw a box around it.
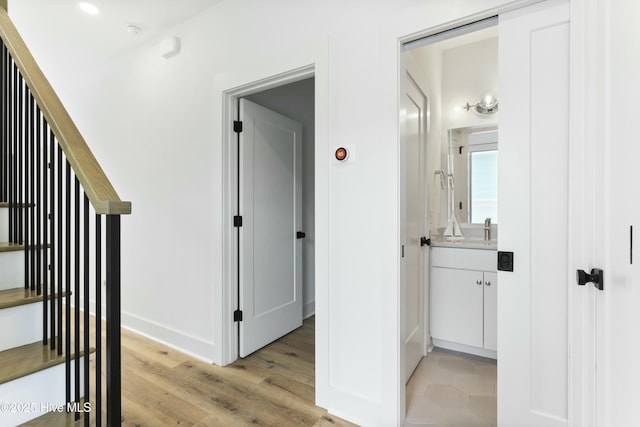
[106,214,121,426]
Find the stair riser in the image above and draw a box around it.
[0,304,45,352]
[0,208,5,242]
[0,360,86,426]
[0,252,24,290]
[0,209,27,243]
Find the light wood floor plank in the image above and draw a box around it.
[21,316,358,427]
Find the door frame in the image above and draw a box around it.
[222,65,313,365]
[397,0,594,424]
[213,40,330,406]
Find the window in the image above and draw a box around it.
[469,144,498,224]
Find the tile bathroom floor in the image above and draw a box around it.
[405,348,497,427]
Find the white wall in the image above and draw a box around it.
[245,78,316,318]
[9,0,550,425]
[442,37,499,131]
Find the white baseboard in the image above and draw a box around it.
[431,338,497,360]
[303,301,315,319]
[84,300,216,364]
[120,310,216,364]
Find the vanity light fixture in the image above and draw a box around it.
[78,2,100,15]
[463,91,498,115]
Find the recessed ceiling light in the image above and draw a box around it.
[78,2,100,15]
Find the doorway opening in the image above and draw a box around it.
[401,17,499,426]
[237,78,316,357]
[224,73,316,368]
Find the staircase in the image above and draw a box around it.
[0,6,130,427]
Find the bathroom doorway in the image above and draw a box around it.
[400,1,575,425]
[401,18,500,426]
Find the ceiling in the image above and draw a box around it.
[8,0,223,72]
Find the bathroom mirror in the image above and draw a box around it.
[448,125,498,224]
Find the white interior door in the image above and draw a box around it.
[498,1,572,425]
[239,98,303,358]
[401,73,427,383]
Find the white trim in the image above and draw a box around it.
[303,301,315,319]
[432,338,497,360]
[213,38,330,408]
[121,311,216,364]
[86,300,217,364]
[397,0,545,45]
[568,0,601,425]
[402,16,499,51]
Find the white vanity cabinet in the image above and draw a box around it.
[430,246,497,358]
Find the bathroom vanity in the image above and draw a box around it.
[430,239,497,359]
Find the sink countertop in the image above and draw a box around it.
[430,236,497,250]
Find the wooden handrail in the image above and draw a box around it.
[0,8,131,215]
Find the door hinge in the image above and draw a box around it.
[233,121,243,133]
[234,215,243,227]
[234,310,243,322]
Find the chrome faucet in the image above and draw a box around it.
[484,218,492,241]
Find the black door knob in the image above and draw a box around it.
[297,231,306,239]
[420,236,430,247]
[576,268,604,290]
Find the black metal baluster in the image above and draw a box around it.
[9,62,15,243]
[57,145,63,354]
[106,215,121,427]
[42,112,48,344]
[49,129,56,350]
[17,75,22,246]
[65,159,71,407]
[74,176,80,420]
[1,44,6,203]
[95,213,102,427]
[11,67,25,243]
[36,105,41,295]
[83,194,90,427]
[0,43,5,202]
[23,91,30,288]
[29,92,34,291]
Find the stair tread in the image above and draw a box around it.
[19,408,86,427]
[0,201,35,208]
[0,287,69,310]
[0,242,50,252]
[0,340,92,385]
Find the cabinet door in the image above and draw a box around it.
[431,267,483,348]
[483,271,498,351]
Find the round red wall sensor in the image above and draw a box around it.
[335,147,349,161]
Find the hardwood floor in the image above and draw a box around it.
[22,316,357,427]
